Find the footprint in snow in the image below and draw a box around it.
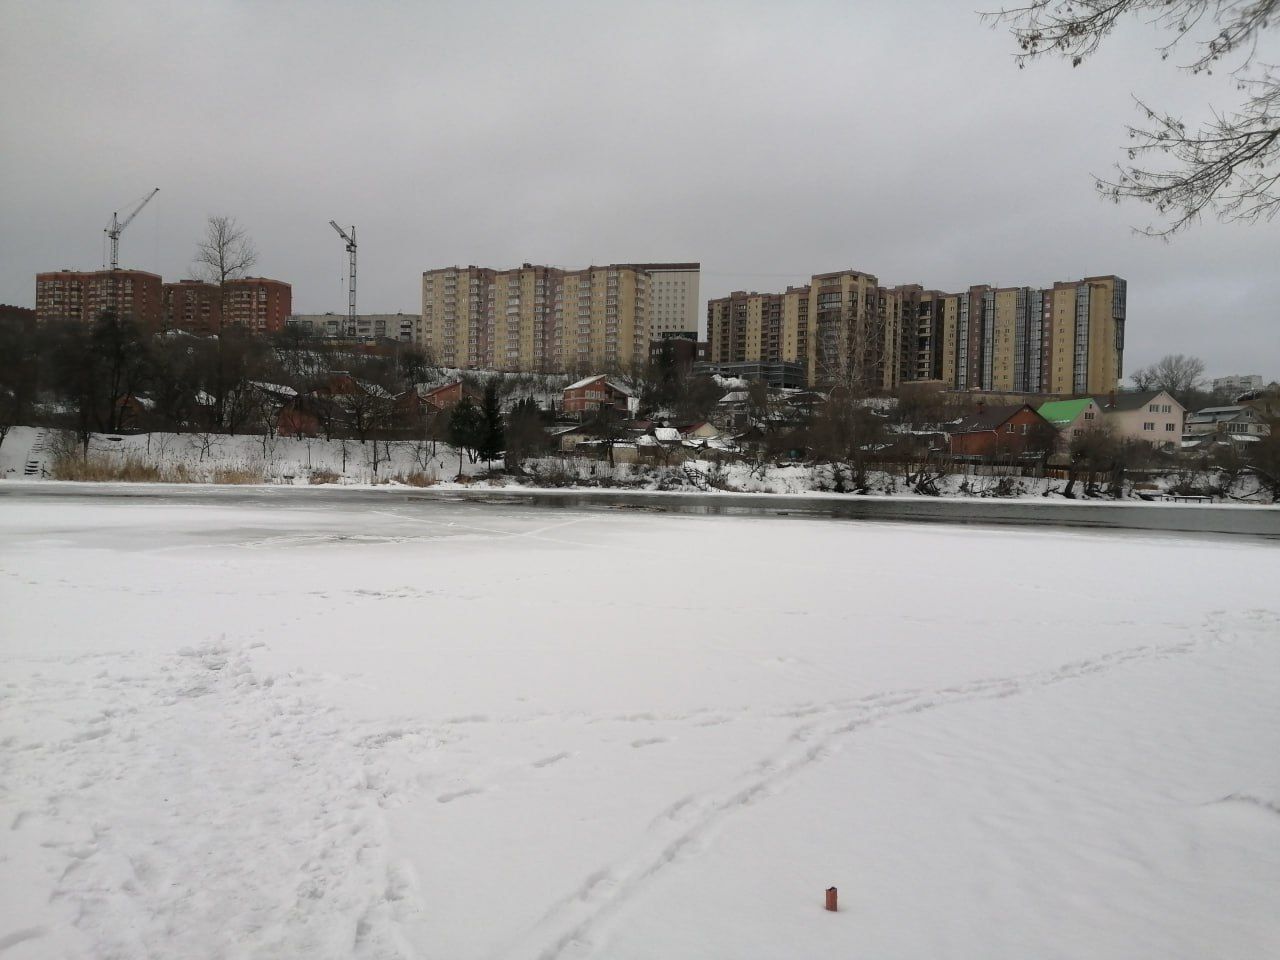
[437,786,483,804]
[532,752,570,768]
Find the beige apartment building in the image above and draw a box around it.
[637,262,700,338]
[421,263,652,373]
[708,270,1126,395]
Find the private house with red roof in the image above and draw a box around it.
[562,375,634,417]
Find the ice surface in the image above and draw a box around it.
[1,494,1278,958]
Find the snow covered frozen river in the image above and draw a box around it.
[2,491,1278,959]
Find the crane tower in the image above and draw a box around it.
[329,221,357,338]
[105,188,159,270]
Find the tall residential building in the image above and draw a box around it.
[707,269,1126,395]
[163,280,221,334]
[162,277,292,335]
[421,263,651,373]
[709,270,884,389]
[35,269,164,330]
[221,278,292,334]
[629,262,700,338]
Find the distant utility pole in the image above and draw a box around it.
[328,221,357,337]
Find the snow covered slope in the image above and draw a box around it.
[1,496,1277,958]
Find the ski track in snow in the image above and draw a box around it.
[0,642,436,959]
[501,610,1277,960]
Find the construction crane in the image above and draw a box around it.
[329,220,357,338]
[105,188,159,270]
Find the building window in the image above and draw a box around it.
[1143,421,1155,430]
[1165,423,1176,431]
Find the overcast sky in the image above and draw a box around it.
[2,0,1276,379]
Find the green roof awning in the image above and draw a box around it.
[1037,397,1094,426]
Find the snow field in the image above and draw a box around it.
[1,495,1278,959]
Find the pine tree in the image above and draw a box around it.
[448,395,485,474]
[478,381,505,467]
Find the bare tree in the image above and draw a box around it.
[192,216,259,428]
[986,1,1280,234]
[1144,353,1207,399]
[1129,365,1158,391]
[192,215,258,287]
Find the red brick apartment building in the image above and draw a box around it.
[221,278,291,334]
[35,269,164,330]
[163,280,221,334]
[163,278,292,334]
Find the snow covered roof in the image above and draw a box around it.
[249,381,298,397]
[654,427,681,442]
[719,391,748,404]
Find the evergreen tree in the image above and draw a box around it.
[504,397,549,469]
[447,395,485,473]
[478,381,505,466]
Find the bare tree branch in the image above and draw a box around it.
[983,1,1280,234]
[192,215,258,285]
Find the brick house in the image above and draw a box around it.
[949,403,1053,458]
[422,380,481,413]
[562,375,634,417]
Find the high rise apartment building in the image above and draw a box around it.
[221,278,291,334]
[163,280,221,334]
[709,270,1126,395]
[633,262,700,338]
[35,269,164,331]
[160,277,292,335]
[421,263,652,372]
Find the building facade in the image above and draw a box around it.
[221,278,291,334]
[421,263,652,373]
[707,269,1126,395]
[287,313,419,342]
[1102,390,1185,449]
[35,269,164,330]
[630,262,700,339]
[163,280,221,334]
[1212,374,1264,397]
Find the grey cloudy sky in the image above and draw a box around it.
[2,0,1276,379]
